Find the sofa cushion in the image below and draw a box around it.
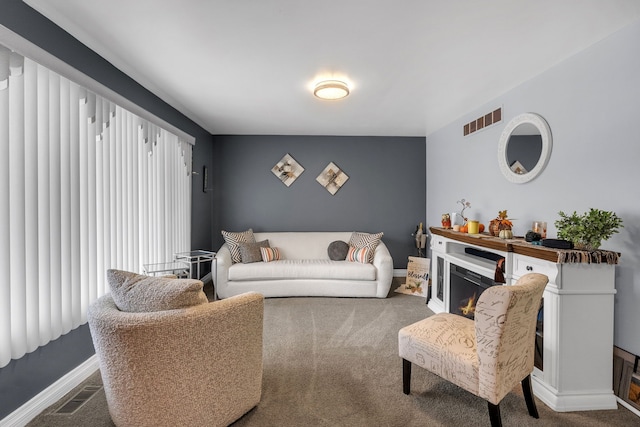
[328,240,349,261]
[347,246,371,263]
[222,228,256,263]
[106,269,208,313]
[253,232,356,260]
[240,240,270,263]
[228,259,376,281]
[260,247,281,262]
[349,232,384,263]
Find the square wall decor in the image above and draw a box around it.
[316,162,349,195]
[271,153,304,187]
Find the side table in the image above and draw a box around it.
[142,261,190,278]
[174,250,216,280]
[174,250,217,300]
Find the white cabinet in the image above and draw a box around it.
[511,253,558,282]
[427,234,447,314]
[429,228,618,412]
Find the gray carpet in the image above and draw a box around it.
[27,288,640,426]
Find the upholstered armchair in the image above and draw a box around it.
[398,273,548,427]
[88,270,264,427]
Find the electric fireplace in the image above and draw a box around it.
[449,263,497,320]
[428,227,619,412]
[449,260,544,370]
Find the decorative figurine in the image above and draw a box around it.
[441,213,451,229]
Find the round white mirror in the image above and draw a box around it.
[498,113,552,183]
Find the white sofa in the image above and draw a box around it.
[215,232,394,299]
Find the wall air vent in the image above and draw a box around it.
[464,107,502,136]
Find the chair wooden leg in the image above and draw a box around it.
[522,374,539,419]
[487,402,502,427]
[402,358,411,395]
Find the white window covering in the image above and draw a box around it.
[0,44,192,368]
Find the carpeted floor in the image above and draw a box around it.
[26,285,640,426]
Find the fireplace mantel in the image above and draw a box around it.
[429,227,620,264]
[427,227,618,413]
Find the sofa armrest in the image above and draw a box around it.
[373,242,394,298]
[216,244,232,297]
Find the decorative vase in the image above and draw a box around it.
[451,212,465,227]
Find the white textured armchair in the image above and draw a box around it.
[399,273,548,427]
[88,270,264,427]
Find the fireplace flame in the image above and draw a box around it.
[459,293,477,317]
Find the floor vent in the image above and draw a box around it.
[53,385,103,415]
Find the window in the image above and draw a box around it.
[0,38,193,368]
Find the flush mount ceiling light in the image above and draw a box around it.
[313,80,350,100]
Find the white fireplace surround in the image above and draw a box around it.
[428,228,618,412]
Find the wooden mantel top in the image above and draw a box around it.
[429,227,620,264]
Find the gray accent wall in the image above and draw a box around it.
[213,135,426,267]
[426,18,640,355]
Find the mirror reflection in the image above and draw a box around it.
[497,113,552,184]
[506,123,542,175]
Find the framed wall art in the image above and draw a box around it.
[613,347,640,416]
[316,162,349,195]
[271,153,304,187]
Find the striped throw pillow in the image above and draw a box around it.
[260,247,281,262]
[346,246,370,263]
[348,231,383,263]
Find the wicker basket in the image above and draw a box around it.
[489,219,512,236]
[489,220,500,236]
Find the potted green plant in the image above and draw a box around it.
[555,208,623,251]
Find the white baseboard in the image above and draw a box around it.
[393,269,407,277]
[618,397,640,418]
[0,355,99,427]
[532,376,618,412]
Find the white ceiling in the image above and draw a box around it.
[24,0,640,137]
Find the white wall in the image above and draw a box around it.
[426,18,640,355]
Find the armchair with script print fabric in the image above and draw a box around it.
[398,273,548,427]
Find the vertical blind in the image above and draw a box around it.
[0,44,193,368]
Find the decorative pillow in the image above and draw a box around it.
[106,269,208,313]
[239,240,270,263]
[347,246,370,263]
[328,240,349,261]
[348,231,384,263]
[260,247,281,262]
[221,228,255,263]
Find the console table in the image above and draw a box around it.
[428,227,619,412]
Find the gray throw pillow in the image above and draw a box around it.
[106,269,208,313]
[239,240,270,263]
[328,240,349,261]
